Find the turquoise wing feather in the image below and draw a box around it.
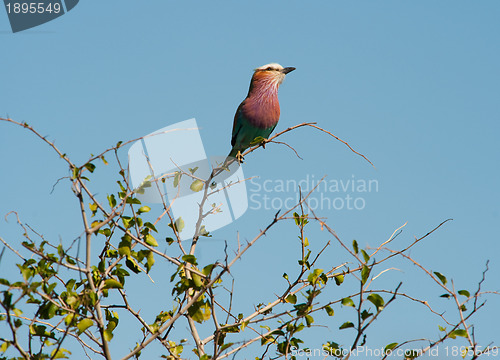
[229,104,275,158]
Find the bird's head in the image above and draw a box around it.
[252,63,296,87]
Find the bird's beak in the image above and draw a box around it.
[282,67,296,74]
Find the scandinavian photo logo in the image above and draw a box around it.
[128,119,248,241]
[3,0,79,33]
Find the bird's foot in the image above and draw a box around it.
[236,151,245,164]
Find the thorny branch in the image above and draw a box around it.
[0,116,498,360]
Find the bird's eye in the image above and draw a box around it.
[266,67,272,71]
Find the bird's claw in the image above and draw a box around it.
[236,151,244,164]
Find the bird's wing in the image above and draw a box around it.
[231,101,245,147]
[268,123,278,136]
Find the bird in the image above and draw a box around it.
[227,63,295,163]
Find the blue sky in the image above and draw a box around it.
[1,1,499,359]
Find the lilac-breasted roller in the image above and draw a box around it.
[228,63,295,162]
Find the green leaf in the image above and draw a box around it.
[339,321,354,330]
[192,273,203,288]
[84,162,96,173]
[138,206,151,214]
[71,166,79,179]
[404,350,420,359]
[144,234,158,247]
[99,228,111,237]
[126,197,141,204]
[170,343,184,356]
[17,264,33,281]
[103,279,123,289]
[89,292,98,306]
[31,325,56,338]
[361,265,370,285]
[117,180,126,192]
[360,249,370,263]
[188,301,211,323]
[122,216,134,228]
[220,343,233,352]
[323,341,339,353]
[1,341,10,353]
[240,321,249,331]
[173,171,181,187]
[293,212,309,227]
[307,268,324,285]
[384,342,398,353]
[182,254,197,265]
[324,305,334,316]
[144,222,158,232]
[77,319,93,332]
[57,244,64,258]
[261,335,274,345]
[438,325,446,332]
[285,294,297,304]
[165,237,174,245]
[30,324,50,337]
[64,313,75,326]
[341,297,355,308]
[449,329,468,339]
[107,194,117,208]
[440,293,451,298]
[334,274,344,286]
[202,264,215,276]
[170,217,185,233]
[104,329,114,342]
[458,289,470,297]
[146,251,155,273]
[190,179,204,192]
[125,256,142,274]
[118,236,131,257]
[89,202,98,214]
[50,348,71,359]
[305,315,314,327]
[361,309,373,320]
[38,301,57,319]
[434,271,447,285]
[352,239,359,254]
[293,212,300,225]
[136,176,152,194]
[199,225,211,237]
[367,293,385,311]
[304,237,309,246]
[294,303,311,316]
